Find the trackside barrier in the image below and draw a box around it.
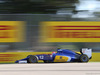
[0,52,99,63]
[0,52,52,63]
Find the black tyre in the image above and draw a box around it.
[27,55,38,63]
[79,54,89,62]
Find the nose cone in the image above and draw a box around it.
[15,60,19,63]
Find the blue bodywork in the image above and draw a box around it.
[56,49,78,62]
[15,49,81,63]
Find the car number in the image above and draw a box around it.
[39,55,44,59]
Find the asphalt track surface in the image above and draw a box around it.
[0,63,100,75]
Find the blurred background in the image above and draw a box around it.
[0,0,100,52]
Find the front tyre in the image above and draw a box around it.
[27,55,38,63]
[79,54,89,62]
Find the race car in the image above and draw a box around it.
[15,48,92,63]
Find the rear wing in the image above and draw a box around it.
[81,48,92,59]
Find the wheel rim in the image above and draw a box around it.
[28,55,38,63]
[81,56,88,62]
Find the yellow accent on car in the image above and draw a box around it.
[54,55,69,62]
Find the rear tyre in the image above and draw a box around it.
[27,55,38,63]
[79,54,89,62]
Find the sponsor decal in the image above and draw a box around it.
[60,56,62,59]
[54,56,69,62]
[0,21,25,42]
[40,21,100,42]
[0,54,19,62]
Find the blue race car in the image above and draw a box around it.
[15,48,92,63]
